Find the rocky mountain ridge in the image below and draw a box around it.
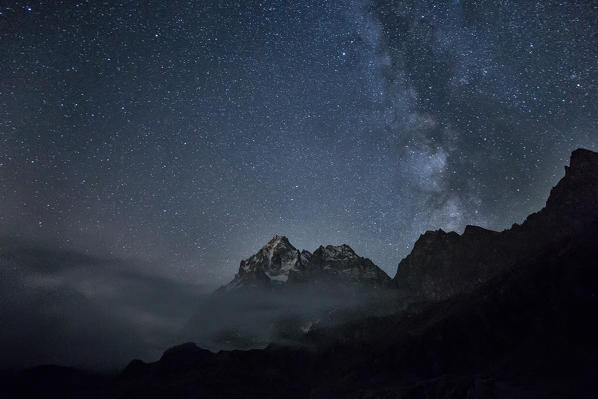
[220,235,391,291]
[394,148,598,301]
[220,149,598,301]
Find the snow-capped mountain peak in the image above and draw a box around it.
[220,236,390,292]
[222,235,309,290]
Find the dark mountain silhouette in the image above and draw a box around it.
[3,148,598,398]
[395,148,598,301]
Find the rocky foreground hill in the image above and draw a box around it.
[4,149,598,398]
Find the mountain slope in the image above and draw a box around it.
[394,148,598,301]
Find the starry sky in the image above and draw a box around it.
[1,0,597,285]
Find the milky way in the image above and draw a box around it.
[1,1,596,284]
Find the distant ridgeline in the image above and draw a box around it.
[219,148,598,303]
[393,148,598,301]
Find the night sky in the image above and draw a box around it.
[1,0,597,286]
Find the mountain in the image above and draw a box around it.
[394,148,598,301]
[219,235,391,291]
[292,244,392,286]
[189,237,394,351]
[218,235,310,291]
[4,148,598,398]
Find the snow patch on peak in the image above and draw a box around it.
[235,235,306,284]
[266,235,291,248]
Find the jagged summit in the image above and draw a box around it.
[302,244,392,286]
[220,235,308,291]
[395,147,598,301]
[239,234,303,280]
[265,234,291,247]
[220,237,390,291]
[569,147,598,170]
[522,147,598,232]
[315,244,359,260]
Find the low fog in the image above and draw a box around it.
[0,238,400,371]
[182,284,402,352]
[0,238,205,370]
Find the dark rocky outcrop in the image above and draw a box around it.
[394,148,598,301]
